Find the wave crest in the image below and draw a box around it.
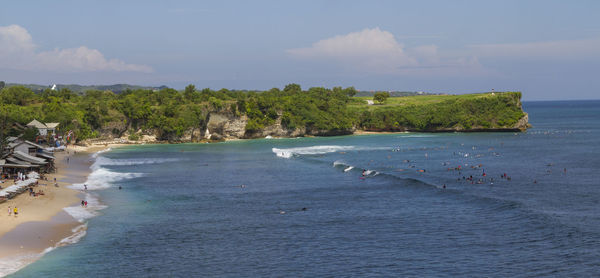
[273,145,387,158]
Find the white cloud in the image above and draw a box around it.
[0,24,153,73]
[287,27,480,75]
[468,38,600,60]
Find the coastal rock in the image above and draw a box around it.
[206,113,247,139]
[514,113,531,131]
[247,117,307,138]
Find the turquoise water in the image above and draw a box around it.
[10,100,600,277]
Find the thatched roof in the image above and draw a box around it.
[27,119,47,129]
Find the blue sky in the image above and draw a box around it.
[1,0,599,100]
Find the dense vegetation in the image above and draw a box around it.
[0,83,526,144]
[352,92,525,131]
[0,84,358,142]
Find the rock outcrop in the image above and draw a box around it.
[205,113,247,140]
[515,113,531,131]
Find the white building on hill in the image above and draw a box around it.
[26,119,59,136]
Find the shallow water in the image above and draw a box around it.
[10,100,600,277]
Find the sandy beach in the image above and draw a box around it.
[0,144,118,276]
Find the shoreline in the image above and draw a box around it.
[80,126,529,146]
[0,145,112,277]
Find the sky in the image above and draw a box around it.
[1,0,599,100]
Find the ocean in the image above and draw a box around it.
[9,100,600,277]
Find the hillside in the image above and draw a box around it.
[0,84,529,145]
[4,83,167,94]
[354,90,439,97]
[351,92,529,132]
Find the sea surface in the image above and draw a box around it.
[9,100,600,277]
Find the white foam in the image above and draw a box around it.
[0,253,42,277]
[363,170,376,176]
[332,160,347,167]
[42,224,88,255]
[273,145,387,158]
[0,149,121,277]
[55,224,88,248]
[344,166,354,172]
[71,167,143,191]
[91,147,111,158]
[93,157,181,169]
[63,193,107,222]
[0,224,89,277]
[397,134,436,138]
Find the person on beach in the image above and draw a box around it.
[84,201,88,207]
[13,206,18,217]
[8,206,11,216]
[81,200,85,207]
[84,184,87,190]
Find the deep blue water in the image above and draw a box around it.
[11,100,600,277]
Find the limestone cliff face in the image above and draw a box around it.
[514,113,531,131]
[204,112,309,139]
[205,113,247,140]
[85,103,530,145]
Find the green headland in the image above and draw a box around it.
[0,84,529,144]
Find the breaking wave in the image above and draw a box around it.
[63,193,107,222]
[91,147,111,158]
[92,157,182,169]
[332,160,377,176]
[273,145,388,158]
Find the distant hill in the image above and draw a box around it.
[355,90,440,97]
[5,83,168,94]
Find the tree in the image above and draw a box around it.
[342,86,357,97]
[0,86,36,105]
[184,84,196,101]
[283,83,301,94]
[0,81,5,91]
[373,92,390,104]
[0,108,8,157]
[22,127,39,142]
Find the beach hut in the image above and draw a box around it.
[26,119,59,136]
[45,123,59,135]
[8,140,45,156]
[12,151,48,166]
[0,157,38,177]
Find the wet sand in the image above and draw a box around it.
[0,146,106,276]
